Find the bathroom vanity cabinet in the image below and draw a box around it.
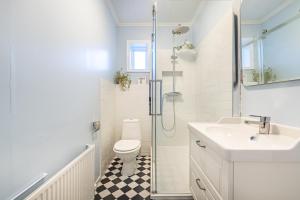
[188,119,300,200]
[190,130,232,200]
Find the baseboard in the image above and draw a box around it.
[150,193,193,200]
[94,175,102,186]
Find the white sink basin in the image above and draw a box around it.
[188,118,300,162]
[205,125,297,150]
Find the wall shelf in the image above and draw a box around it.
[162,71,183,77]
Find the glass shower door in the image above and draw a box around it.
[150,2,193,198]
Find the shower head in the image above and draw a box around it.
[172,24,190,35]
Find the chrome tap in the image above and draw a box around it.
[245,115,271,134]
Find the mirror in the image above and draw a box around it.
[241,0,300,86]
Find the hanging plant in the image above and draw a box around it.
[114,70,131,91]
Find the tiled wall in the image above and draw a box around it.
[194,11,233,121]
[156,49,197,146]
[113,48,198,149]
[100,79,117,176]
[115,84,151,155]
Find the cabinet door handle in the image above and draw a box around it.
[196,178,206,191]
[196,140,206,148]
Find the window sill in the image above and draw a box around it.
[127,70,151,73]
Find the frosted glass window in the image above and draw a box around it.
[127,40,150,72]
[133,51,146,69]
[242,38,255,69]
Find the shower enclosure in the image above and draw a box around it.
[149,3,196,199]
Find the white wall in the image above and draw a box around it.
[115,84,151,155]
[99,79,116,175]
[156,49,197,146]
[0,0,116,199]
[192,0,234,46]
[192,1,233,122]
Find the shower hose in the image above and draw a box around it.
[160,93,176,132]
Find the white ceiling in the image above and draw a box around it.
[106,0,202,26]
[241,0,292,24]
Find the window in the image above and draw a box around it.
[242,44,254,69]
[127,40,150,72]
[242,38,256,69]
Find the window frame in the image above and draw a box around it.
[126,40,151,73]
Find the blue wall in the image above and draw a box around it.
[0,0,116,199]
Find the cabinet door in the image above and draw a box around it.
[191,169,216,200]
[190,132,222,191]
[191,171,206,200]
[206,189,216,200]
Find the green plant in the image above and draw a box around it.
[114,70,131,91]
[251,69,260,83]
[263,66,277,84]
[250,67,277,84]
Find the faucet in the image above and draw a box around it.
[245,115,271,134]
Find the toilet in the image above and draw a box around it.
[113,119,141,176]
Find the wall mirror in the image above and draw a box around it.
[241,0,300,86]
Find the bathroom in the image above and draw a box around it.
[1,0,300,199]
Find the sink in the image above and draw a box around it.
[205,125,297,150]
[188,118,300,162]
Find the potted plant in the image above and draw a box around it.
[263,67,277,84]
[114,70,131,91]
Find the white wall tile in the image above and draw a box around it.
[156,49,198,146]
[100,78,117,176]
[194,11,233,122]
[115,84,151,155]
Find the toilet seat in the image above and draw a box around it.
[114,140,141,152]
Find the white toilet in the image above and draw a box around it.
[113,119,141,176]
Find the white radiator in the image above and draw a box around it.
[25,144,95,200]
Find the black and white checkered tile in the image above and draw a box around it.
[95,156,151,200]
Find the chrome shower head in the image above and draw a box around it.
[172,24,190,35]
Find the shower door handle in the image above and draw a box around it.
[149,80,152,115]
[158,80,162,116]
[149,80,162,116]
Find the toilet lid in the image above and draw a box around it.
[114,140,140,152]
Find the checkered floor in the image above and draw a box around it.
[95,156,151,200]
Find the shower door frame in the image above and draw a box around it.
[150,2,158,195]
[149,3,193,199]
[149,3,157,195]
